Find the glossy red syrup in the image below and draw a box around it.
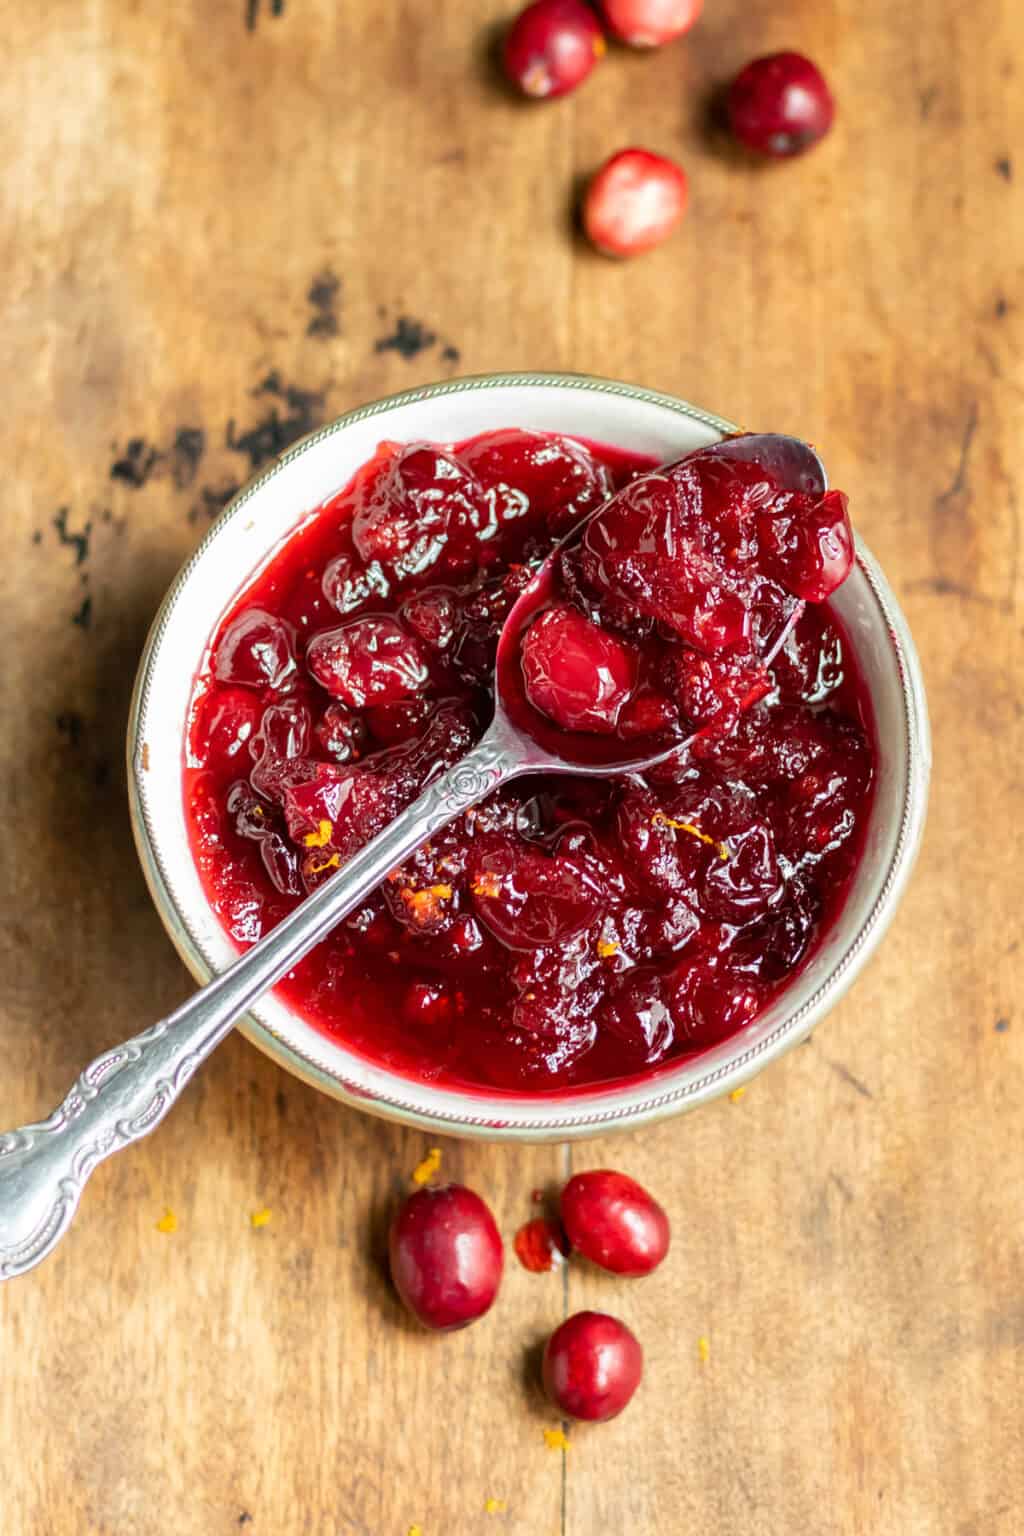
[184,429,875,1094]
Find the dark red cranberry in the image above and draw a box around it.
[322,552,390,616]
[400,588,460,652]
[306,617,429,708]
[503,0,605,100]
[758,490,854,601]
[354,445,483,581]
[521,604,639,733]
[560,1169,670,1275]
[214,608,296,690]
[600,0,702,46]
[583,149,688,258]
[388,1183,504,1331]
[460,430,613,539]
[599,969,676,1064]
[542,1312,643,1421]
[470,841,605,949]
[314,702,367,763]
[727,52,835,158]
[365,694,435,745]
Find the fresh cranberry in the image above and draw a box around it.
[306,617,429,708]
[599,0,701,47]
[542,1312,643,1421]
[758,490,854,601]
[521,605,639,734]
[503,0,605,100]
[214,608,296,690]
[582,149,688,258]
[388,1183,504,1331]
[560,1169,670,1275]
[514,1217,570,1272]
[727,52,835,158]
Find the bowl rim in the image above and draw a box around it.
[128,370,931,1140]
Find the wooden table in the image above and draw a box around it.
[2,3,1020,1531]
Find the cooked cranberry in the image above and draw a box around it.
[560,1169,670,1275]
[322,552,390,615]
[354,445,483,581]
[460,430,613,539]
[388,1183,504,1331]
[583,149,688,258]
[542,1312,643,1420]
[669,955,761,1048]
[314,702,367,763]
[599,969,676,1064]
[701,819,782,922]
[471,841,605,949]
[758,490,854,601]
[522,605,639,734]
[214,608,296,690]
[600,0,702,46]
[503,0,605,100]
[365,695,435,745]
[727,52,835,158]
[307,617,429,708]
[514,1217,570,1272]
[191,688,261,774]
[401,588,460,652]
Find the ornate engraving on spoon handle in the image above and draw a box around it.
[0,1008,227,1281]
[0,720,528,1282]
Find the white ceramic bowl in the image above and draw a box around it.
[128,373,930,1141]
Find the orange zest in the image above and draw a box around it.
[652,811,730,861]
[303,818,333,848]
[250,1207,272,1228]
[155,1208,178,1234]
[484,1497,507,1514]
[308,852,340,875]
[543,1428,570,1452]
[412,1148,442,1185]
[471,871,502,900]
[597,939,619,958]
[728,1086,746,1103]
[698,1335,710,1364]
[398,884,453,924]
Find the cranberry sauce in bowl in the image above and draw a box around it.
[184,428,875,1095]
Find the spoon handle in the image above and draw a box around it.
[0,721,523,1281]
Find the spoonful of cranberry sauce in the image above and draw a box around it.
[0,432,852,1280]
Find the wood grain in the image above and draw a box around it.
[0,1,1021,1532]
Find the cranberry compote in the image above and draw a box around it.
[185,428,874,1093]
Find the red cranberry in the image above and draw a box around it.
[727,52,835,158]
[306,617,429,708]
[401,588,460,652]
[322,552,390,616]
[503,0,605,100]
[191,688,260,774]
[560,1169,670,1275]
[214,608,296,690]
[514,1217,570,1272]
[521,605,639,734]
[470,842,605,949]
[365,694,435,745]
[388,1183,504,1331]
[757,490,854,601]
[542,1312,643,1421]
[354,445,483,581]
[314,702,367,763]
[459,430,613,539]
[600,0,702,47]
[582,149,688,258]
[599,969,676,1064]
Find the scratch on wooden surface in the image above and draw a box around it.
[823,1057,873,1100]
[934,401,979,512]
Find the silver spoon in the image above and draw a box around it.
[0,433,825,1280]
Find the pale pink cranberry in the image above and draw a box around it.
[214,608,296,690]
[503,0,605,100]
[306,617,429,708]
[542,1312,643,1421]
[521,605,639,733]
[600,0,702,47]
[727,52,835,158]
[389,1184,504,1331]
[560,1169,670,1275]
[583,149,688,258]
